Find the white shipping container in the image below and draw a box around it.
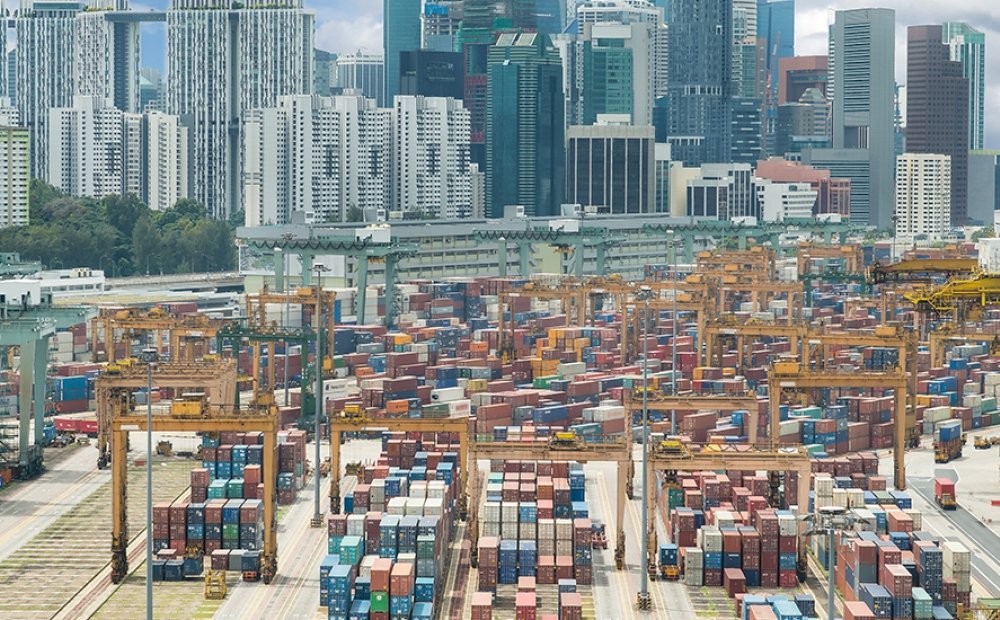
[423,498,444,516]
[387,497,407,515]
[903,508,922,530]
[814,476,835,497]
[539,538,555,555]
[370,479,385,503]
[483,502,501,523]
[359,555,376,578]
[502,522,518,539]
[447,399,471,416]
[431,387,465,403]
[846,488,866,508]
[409,481,428,499]
[538,519,555,540]
[556,539,573,556]
[685,547,704,568]
[483,522,500,537]
[519,522,536,540]
[685,570,703,587]
[699,527,723,552]
[942,541,971,573]
[777,514,797,536]
[427,481,446,499]
[347,514,365,537]
[405,498,425,516]
[502,502,519,522]
[851,509,876,532]
[556,518,574,541]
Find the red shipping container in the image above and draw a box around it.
[471,592,493,620]
[724,568,746,596]
[844,601,876,620]
[559,592,583,620]
[515,592,537,620]
[371,558,392,592]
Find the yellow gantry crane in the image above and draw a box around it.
[928,325,1000,368]
[702,319,810,368]
[796,243,864,276]
[93,358,238,468]
[696,247,777,280]
[624,391,762,443]
[619,295,710,365]
[497,279,591,362]
[244,284,337,361]
[91,307,223,363]
[110,396,279,584]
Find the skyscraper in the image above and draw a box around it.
[75,1,141,113]
[167,0,314,220]
[566,121,656,215]
[942,22,986,151]
[907,25,968,225]
[0,123,30,229]
[666,0,732,166]
[486,32,565,217]
[828,8,895,227]
[16,1,82,178]
[384,0,421,104]
[335,53,386,106]
[581,22,652,125]
[756,0,794,96]
[145,110,190,212]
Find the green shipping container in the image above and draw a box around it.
[222,524,239,539]
[371,591,389,613]
[992,412,1000,426]
[666,486,684,515]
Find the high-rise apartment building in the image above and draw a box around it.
[666,0,731,166]
[243,95,391,227]
[0,118,30,229]
[392,96,472,219]
[47,96,143,199]
[942,22,985,151]
[145,110,190,212]
[166,0,314,220]
[335,53,386,106]
[828,8,895,227]
[907,25,968,225]
[895,153,951,241]
[75,1,140,114]
[486,32,565,218]
[16,1,82,179]
[566,121,655,215]
[384,0,421,104]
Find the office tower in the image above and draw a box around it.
[399,50,464,100]
[0,117,29,228]
[384,0,421,104]
[754,178,816,222]
[756,0,794,95]
[314,49,336,96]
[755,158,850,218]
[534,0,565,34]
[47,96,143,199]
[423,1,463,52]
[243,95,391,226]
[685,164,755,220]
[335,53,386,106]
[75,0,140,113]
[577,0,666,100]
[730,97,762,164]
[666,0,731,166]
[167,0,314,220]
[731,0,757,97]
[486,32,565,217]
[895,153,951,241]
[16,1,82,179]
[907,25,968,225]
[775,88,829,156]
[968,151,1000,224]
[566,121,655,215]
[146,110,190,212]
[581,22,651,125]
[139,69,162,111]
[776,55,826,105]
[393,96,472,219]
[943,23,985,151]
[458,0,497,168]
[828,8,895,227]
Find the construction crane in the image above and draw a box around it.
[328,406,470,518]
[110,396,278,584]
[767,362,911,490]
[91,307,223,363]
[93,358,238,469]
[468,431,631,570]
[642,444,812,587]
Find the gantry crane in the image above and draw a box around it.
[767,362,911,489]
[110,396,278,584]
[93,358,237,468]
[624,392,763,444]
[497,279,591,362]
[619,296,710,365]
[696,247,777,280]
[467,431,632,569]
[244,284,336,361]
[928,325,1000,368]
[866,258,978,286]
[796,243,863,276]
[91,307,223,363]
[702,319,809,368]
[642,443,812,590]
[905,272,1000,322]
[328,406,470,518]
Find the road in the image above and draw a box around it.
[0,444,106,563]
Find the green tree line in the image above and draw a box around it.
[0,181,239,277]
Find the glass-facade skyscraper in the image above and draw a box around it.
[942,22,986,151]
[383,0,421,103]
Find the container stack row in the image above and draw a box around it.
[152,498,264,557]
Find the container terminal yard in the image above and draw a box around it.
[3,227,1000,620]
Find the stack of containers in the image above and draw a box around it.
[151,498,263,556]
[942,541,972,612]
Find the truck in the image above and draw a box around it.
[934,477,957,510]
[934,420,964,463]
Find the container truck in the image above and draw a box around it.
[934,477,957,510]
[933,420,963,463]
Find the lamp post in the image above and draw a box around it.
[805,505,865,620]
[311,263,329,527]
[635,284,654,611]
[665,230,679,435]
[138,348,159,620]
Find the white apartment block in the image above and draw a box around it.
[0,124,30,228]
[754,178,817,222]
[895,153,952,241]
[392,96,471,219]
[243,94,391,227]
[47,96,142,199]
[16,1,81,178]
[75,2,140,113]
[146,111,190,211]
[167,0,314,220]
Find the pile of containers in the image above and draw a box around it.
[152,498,264,557]
[739,594,817,620]
[196,430,306,505]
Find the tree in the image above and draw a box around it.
[345,205,364,222]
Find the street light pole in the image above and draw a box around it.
[636,285,653,611]
[311,263,328,528]
[667,230,678,435]
[139,348,159,620]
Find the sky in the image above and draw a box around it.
[131,0,998,148]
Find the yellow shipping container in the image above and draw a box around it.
[393,334,413,345]
[466,379,489,393]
